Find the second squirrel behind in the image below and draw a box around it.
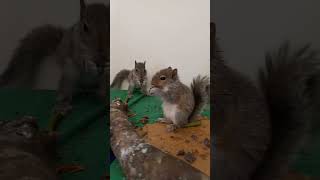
[149,67,209,132]
[111,61,148,98]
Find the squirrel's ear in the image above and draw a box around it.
[168,66,172,70]
[80,0,87,20]
[135,60,137,65]
[172,69,178,79]
[144,61,146,65]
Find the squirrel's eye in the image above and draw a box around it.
[160,76,166,80]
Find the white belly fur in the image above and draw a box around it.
[162,101,179,124]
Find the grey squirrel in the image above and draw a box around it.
[0,116,58,180]
[0,0,109,115]
[212,22,320,180]
[149,67,209,132]
[111,61,148,98]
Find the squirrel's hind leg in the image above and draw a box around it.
[166,112,190,132]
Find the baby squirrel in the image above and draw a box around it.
[111,61,148,98]
[149,67,209,131]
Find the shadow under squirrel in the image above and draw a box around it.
[212,22,320,180]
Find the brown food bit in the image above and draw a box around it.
[176,150,185,156]
[203,138,210,148]
[191,134,198,141]
[170,135,174,138]
[139,117,149,124]
[184,152,196,163]
[185,140,190,143]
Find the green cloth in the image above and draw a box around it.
[0,88,108,180]
[109,88,210,180]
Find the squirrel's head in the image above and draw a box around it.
[77,0,109,72]
[133,61,147,85]
[151,67,179,89]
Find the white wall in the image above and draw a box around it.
[110,0,210,88]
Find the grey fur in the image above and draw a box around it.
[254,41,320,179]
[0,0,109,115]
[189,75,209,121]
[111,61,147,98]
[213,39,320,179]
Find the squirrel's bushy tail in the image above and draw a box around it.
[111,69,130,89]
[0,24,64,87]
[254,41,320,179]
[189,75,209,121]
